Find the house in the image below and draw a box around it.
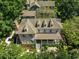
[14,0,63,50]
[15,18,62,49]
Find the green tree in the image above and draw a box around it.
[0,41,24,59]
[56,48,71,59]
[56,0,79,20]
[0,0,25,38]
[69,49,79,59]
[63,17,79,47]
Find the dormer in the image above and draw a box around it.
[30,2,40,10]
[22,26,28,32]
[48,20,54,27]
[41,20,47,27]
[35,20,41,27]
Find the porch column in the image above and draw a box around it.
[41,40,42,48]
[47,40,48,44]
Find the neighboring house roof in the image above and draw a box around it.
[26,0,35,4]
[37,1,55,7]
[37,9,55,13]
[21,10,36,17]
[35,33,62,40]
[26,0,55,9]
[30,2,40,8]
[26,0,55,6]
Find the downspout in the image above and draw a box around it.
[5,31,15,45]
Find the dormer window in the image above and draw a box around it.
[35,20,40,27]
[22,29,27,32]
[22,26,28,32]
[41,20,47,27]
[48,20,54,27]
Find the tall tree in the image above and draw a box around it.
[0,0,25,38]
[56,0,79,20]
[63,17,79,47]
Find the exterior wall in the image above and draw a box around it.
[18,34,35,44]
[37,28,60,34]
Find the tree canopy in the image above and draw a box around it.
[56,0,79,20]
[0,0,25,38]
[63,17,79,47]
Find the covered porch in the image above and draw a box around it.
[35,33,62,49]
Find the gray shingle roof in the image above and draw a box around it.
[15,18,62,34]
[35,33,62,40]
[16,19,36,34]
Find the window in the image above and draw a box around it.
[45,29,51,33]
[48,40,54,44]
[22,26,28,32]
[36,40,41,43]
[50,29,57,33]
[22,35,26,37]
[42,40,47,45]
[22,29,27,32]
[50,6,54,9]
[38,29,44,33]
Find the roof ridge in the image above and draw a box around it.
[27,20,38,33]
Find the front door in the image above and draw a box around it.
[36,43,41,50]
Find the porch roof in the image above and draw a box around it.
[35,33,62,40]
